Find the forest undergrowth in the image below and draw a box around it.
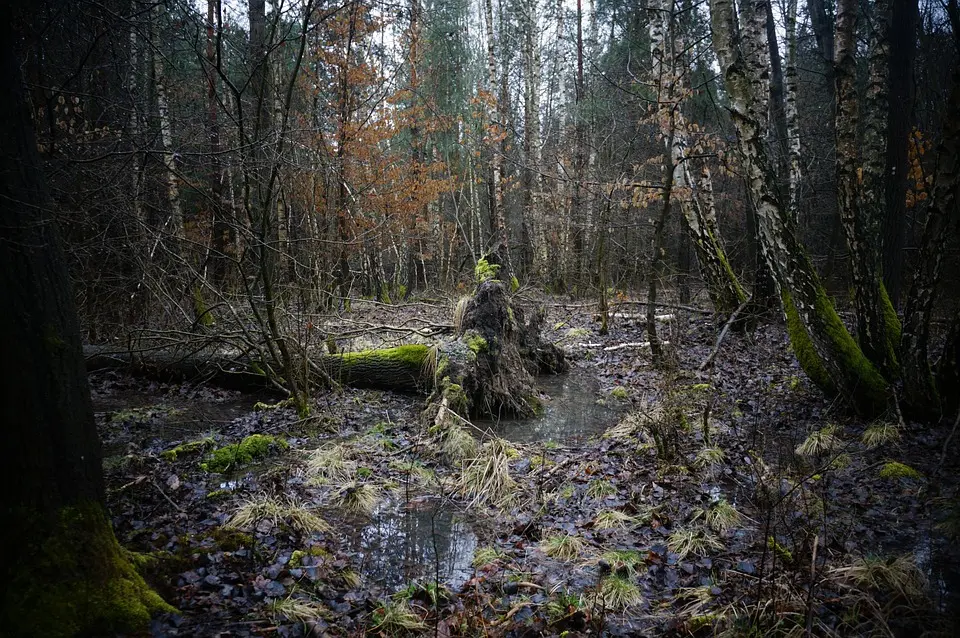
[93,295,960,637]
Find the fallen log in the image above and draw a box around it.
[83,344,434,395]
[84,279,567,422]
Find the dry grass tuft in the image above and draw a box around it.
[541,533,587,560]
[371,600,427,635]
[830,554,927,602]
[668,526,722,560]
[599,575,644,610]
[304,444,355,484]
[795,424,841,457]
[333,481,380,516]
[453,296,471,333]
[460,437,516,507]
[861,421,902,449]
[593,509,636,530]
[270,597,329,624]
[227,493,330,535]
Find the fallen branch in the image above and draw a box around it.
[698,296,752,371]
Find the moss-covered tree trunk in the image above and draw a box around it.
[0,10,173,633]
[835,0,901,379]
[709,0,889,416]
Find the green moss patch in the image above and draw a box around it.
[201,434,288,473]
[475,258,501,283]
[878,461,923,480]
[2,502,176,637]
[338,344,431,368]
[160,436,215,462]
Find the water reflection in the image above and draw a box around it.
[350,498,477,592]
[477,371,621,443]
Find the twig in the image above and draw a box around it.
[937,408,960,476]
[699,295,752,371]
[153,480,185,512]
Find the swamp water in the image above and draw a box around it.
[354,369,621,591]
[348,497,477,592]
[475,369,623,443]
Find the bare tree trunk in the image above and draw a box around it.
[901,72,960,414]
[710,0,889,415]
[882,0,919,306]
[152,1,183,251]
[483,0,506,257]
[651,0,745,314]
[783,0,802,219]
[521,0,542,278]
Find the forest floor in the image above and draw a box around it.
[93,293,960,637]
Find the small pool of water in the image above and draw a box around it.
[475,370,622,443]
[348,497,477,592]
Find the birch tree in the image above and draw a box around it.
[650,0,745,315]
[709,0,889,415]
[835,0,901,379]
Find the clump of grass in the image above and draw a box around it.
[388,460,435,485]
[472,546,506,569]
[440,421,479,463]
[586,479,617,499]
[862,421,902,449]
[603,414,640,439]
[541,533,587,560]
[304,444,355,484]
[878,461,922,480]
[599,575,644,610]
[227,493,329,535]
[795,424,840,457]
[668,526,722,560]
[333,481,380,516]
[371,600,427,635]
[601,549,645,576]
[705,499,741,534]
[593,509,636,530]
[694,446,725,468]
[270,596,329,624]
[610,386,630,400]
[340,569,362,589]
[453,296,471,333]
[460,437,516,507]
[831,554,927,602]
[545,590,586,622]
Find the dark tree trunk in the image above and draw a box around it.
[0,10,172,632]
[765,0,789,190]
[881,0,919,307]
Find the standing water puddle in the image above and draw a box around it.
[476,370,623,443]
[348,498,477,592]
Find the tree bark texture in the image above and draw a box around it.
[835,0,901,378]
[900,72,960,414]
[0,9,173,631]
[881,0,919,306]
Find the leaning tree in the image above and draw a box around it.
[0,4,173,634]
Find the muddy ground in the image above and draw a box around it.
[94,294,960,637]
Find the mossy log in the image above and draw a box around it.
[83,344,434,395]
[84,283,567,418]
